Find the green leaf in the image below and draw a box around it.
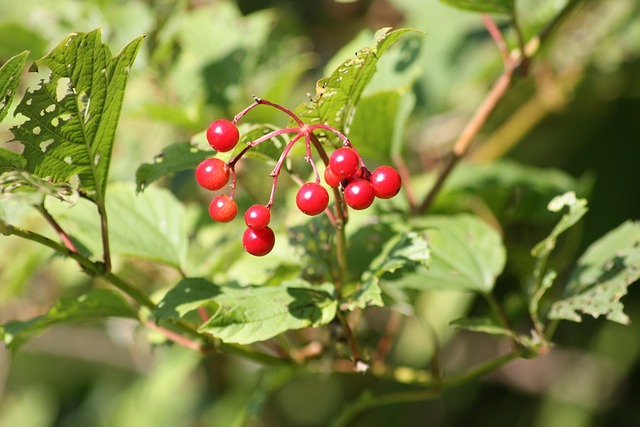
[155,278,337,345]
[0,169,78,205]
[440,0,515,14]
[136,142,210,192]
[351,232,430,310]
[0,148,26,173]
[549,221,640,325]
[387,215,506,293]
[10,29,144,202]
[0,50,28,123]
[295,27,421,145]
[531,191,588,258]
[229,123,290,164]
[46,183,188,270]
[1,288,137,352]
[451,317,517,338]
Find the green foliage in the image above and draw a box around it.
[155,278,337,345]
[0,51,27,123]
[10,29,143,202]
[440,0,515,14]
[549,220,640,324]
[0,288,136,352]
[296,28,421,146]
[136,142,210,192]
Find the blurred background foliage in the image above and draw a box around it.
[0,0,639,426]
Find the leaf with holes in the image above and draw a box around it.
[154,278,337,345]
[1,288,137,352]
[295,27,421,146]
[0,50,28,123]
[10,29,144,203]
[549,221,640,325]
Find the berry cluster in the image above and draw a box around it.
[195,97,402,256]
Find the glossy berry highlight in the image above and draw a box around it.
[243,226,276,256]
[244,204,271,230]
[209,194,238,223]
[370,166,402,199]
[195,158,229,191]
[206,119,240,152]
[329,147,359,179]
[344,179,375,210]
[296,182,329,216]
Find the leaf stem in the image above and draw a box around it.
[484,291,518,351]
[36,203,79,253]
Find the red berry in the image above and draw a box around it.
[244,204,271,230]
[344,179,375,210]
[209,195,238,222]
[206,119,240,152]
[324,167,342,188]
[195,158,230,191]
[370,166,402,199]
[329,148,359,179]
[296,182,329,216]
[243,226,276,256]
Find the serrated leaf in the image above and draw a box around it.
[0,50,28,123]
[349,232,430,310]
[46,182,188,270]
[10,29,144,202]
[295,27,421,145]
[440,0,515,14]
[387,215,506,294]
[136,142,210,192]
[155,278,337,345]
[0,148,26,173]
[549,221,640,325]
[1,288,137,352]
[531,191,588,258]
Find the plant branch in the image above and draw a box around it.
[36,203,78,253]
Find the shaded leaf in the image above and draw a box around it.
[0,148,26,174]
[348,232,430,310]
[46,183,188,270]
[0,50,28,122]
[440,0,515,14]
[1,288,137,352]
[531,191,588,258]
[0,169,78,205]
[10,29,144,202]
[136,142,210,192]
[549,221,640,324]
[451,317,517,338]
[387,215,506,293]
[295,27,421,146]
[155,278,337,345]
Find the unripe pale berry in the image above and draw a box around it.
[296,182,329,216]
[206,119,240,152]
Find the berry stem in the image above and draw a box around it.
[267,132,306,207]
[228,127,301,168]
[304,133,321,183]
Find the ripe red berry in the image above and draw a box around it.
[209,194,238,222]
[329,148,359,179]
[243,226,276,256]
[206,119,240,152]
[344,179,375,210]
[296,182,329,216]
[324,167,342,188]
[370,166,402,199]
[195,158,230,191]
[244,204,271,230]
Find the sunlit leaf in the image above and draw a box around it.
[154,278,337,345]
[386,215,506,294]
[1,288,137,352]
[10,29,144,202]
[295,27,421,146]
[0,50,28,122]
[549,221,640,324]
